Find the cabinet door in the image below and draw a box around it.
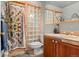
[44,36,55,57]
[55,39,62,57]
[61,42,79,57]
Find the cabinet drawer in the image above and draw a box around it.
[44,35,55,43]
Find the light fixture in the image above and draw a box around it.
[71,13,79,20]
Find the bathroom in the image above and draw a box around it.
[0,1,79,57]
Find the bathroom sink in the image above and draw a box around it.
[45,33,79,42]
[28,42,43,49]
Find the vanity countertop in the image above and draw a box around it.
[45,33,79,46]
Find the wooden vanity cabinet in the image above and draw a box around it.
[44,35,79,57]
[44,35,62,57]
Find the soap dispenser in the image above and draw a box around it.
[53,24,60,34]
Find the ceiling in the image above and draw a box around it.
[43,1,78,8]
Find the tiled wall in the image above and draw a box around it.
[44,4,62,34]
[61,2,79,31]
[60,22,79,31]
[0,1,1,56]
[44,24,55,33]
[44,2,79,34]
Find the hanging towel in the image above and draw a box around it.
[1,20,8,50]
[1,20,4,50]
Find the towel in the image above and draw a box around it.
[1,20,8,50]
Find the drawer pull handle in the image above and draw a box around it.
[52,40,54,42]
[55,41,58,43]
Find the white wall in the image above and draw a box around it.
[63,2,79,20]
[45,4,62,12]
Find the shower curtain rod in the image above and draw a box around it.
[7,1,42,9]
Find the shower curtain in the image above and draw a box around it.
[26,5,42,43]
